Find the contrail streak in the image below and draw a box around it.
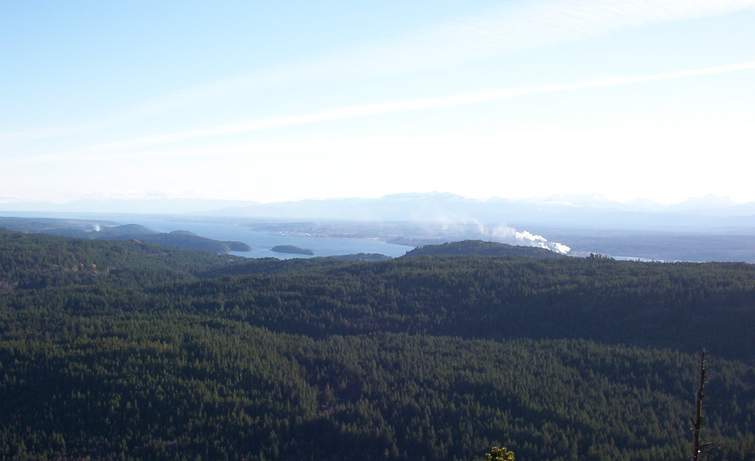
[89,60,755,152]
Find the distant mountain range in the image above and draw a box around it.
[210,193,755,232]
[2,193,755,232]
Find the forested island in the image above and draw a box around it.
[143,230,251,253]
[271,244,315,255]
[0,229,753,460]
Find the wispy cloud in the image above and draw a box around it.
[10,0,749,141]
[3,0,754,146]
[86,60,755,152]
[362,0,755,72]
[119,0,755,118]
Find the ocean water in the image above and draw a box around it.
[101,215,413,259]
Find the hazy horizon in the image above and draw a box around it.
[3,189,755,210]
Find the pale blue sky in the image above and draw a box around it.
[2,0,755,204]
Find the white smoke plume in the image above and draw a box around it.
[472,222,571,254]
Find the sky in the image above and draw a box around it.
[2,0,755,205]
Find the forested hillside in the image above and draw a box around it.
[405,240,565,259]
[0,218,251,254]
[1,231,753,460]
[0,229,235,289]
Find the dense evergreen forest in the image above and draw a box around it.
[1,230,754,460]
